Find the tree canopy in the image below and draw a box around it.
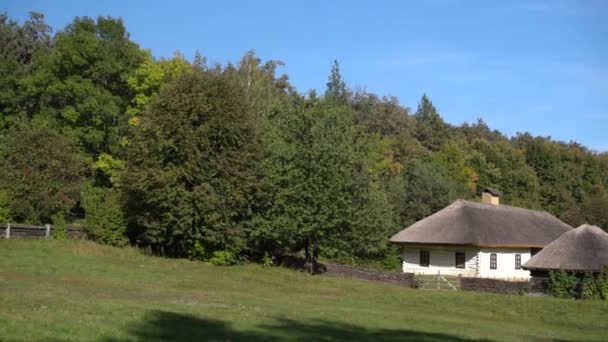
[1,12,607,265]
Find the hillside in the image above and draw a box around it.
[2,12,608,269]
[0,240,606,341]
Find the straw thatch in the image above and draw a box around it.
[389,200,572,247]
[523,224,608,272]
[484,188,502,196]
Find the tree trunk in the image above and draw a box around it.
[305,239,311,263]
[305,239,315,275]
[311,243,317,275]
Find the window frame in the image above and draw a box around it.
[490,253,497,270]
[455,252,465,269]
[515,254,521,270]
[419,250,430,267]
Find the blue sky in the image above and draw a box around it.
[4,0,607,151]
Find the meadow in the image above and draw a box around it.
[0,240,606,341]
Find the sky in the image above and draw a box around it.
[3,0,607,151]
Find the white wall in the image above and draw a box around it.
[401,246,478,277]
[477,248,531,280]
[401,246,532,279]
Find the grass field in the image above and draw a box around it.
[0,240,606,341]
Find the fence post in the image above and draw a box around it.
[5,223,9,239]
[45,224,51,239]
[458,274,462,291]
[437,270,440,289]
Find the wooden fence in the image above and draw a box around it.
[414,271,461,291]
[412,271,530,293]
[0,223,85,239]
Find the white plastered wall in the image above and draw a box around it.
[401,246,532,279]
[401,246,478,277]
[476,248,531,280]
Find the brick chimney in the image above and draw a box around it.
[481,188,501,205]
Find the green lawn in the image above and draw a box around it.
[0,240,606,341]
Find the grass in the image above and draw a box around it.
[0,240,606,341]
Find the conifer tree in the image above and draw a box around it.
[413,94,452,151]
[325,60,349,105]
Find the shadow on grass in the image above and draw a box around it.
[103,310,490,341]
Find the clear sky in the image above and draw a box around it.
[3,0,607,151]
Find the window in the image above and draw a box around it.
[420,250,430,267]
[490,253,497,270]
[515,254,521,269]
[455,252,465,269]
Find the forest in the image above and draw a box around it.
[1,13,607,267]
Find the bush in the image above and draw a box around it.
[596,267,608,300]
[320,247,356,265]
[186,240,208,261]
[81,185,128,247]
[262,252,274,268]
[381,248,403,272]
[577,267,608,300]
[209,250,237,266]
[51,214,68,239]
[581,273,600,300]
[549,270,577,299]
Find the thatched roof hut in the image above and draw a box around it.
[389,199,572,247]
[523,224,608,272]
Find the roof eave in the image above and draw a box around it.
[523,265,604,272]
[390,241,546,248]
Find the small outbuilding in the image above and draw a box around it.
[523,224,608,274]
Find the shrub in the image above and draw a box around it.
[581,273,600,300]
[262,252,274,268]
[51,214,68,239]
[580,268,608,300]
[549,270,577,299]
[81,185,128,247]
[186,240,208,261]
[381,249,403,272]
[320,247,356,265]
[595,266,608,300]
[209,250,237,266]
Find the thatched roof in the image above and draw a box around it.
[523,224,608,272]
[484,188,502,196]
[389,200,572,248]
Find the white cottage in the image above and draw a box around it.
[389,189,573,280]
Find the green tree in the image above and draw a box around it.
[413,94,453,151]
[351,91,412,137]
[581,187,608,230]
[398,158,459,226]
[0,123,84,224]
[0,191,11,222]
[21,16,144,159]
[125,51,190,125]
[236,50,292,122]
[81,184,128,246]
[0,12,52,127]
[123,65,260,257]
[432,141,478,198]
[255,99,396,269]
[325,60,349,105]
[468,139,541,208]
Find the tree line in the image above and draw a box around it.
[1,13,607,267]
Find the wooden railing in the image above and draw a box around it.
[414,271,461,291]
[0,223,85,239]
